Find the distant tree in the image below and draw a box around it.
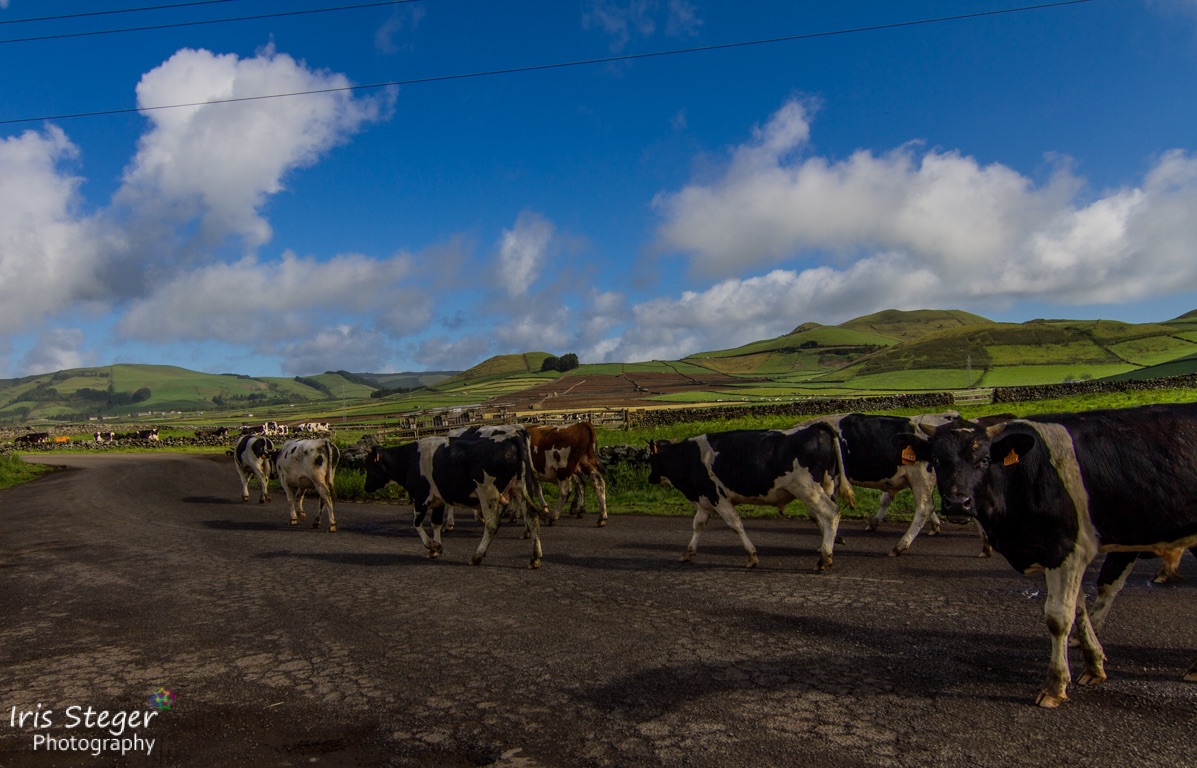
[540,355,560,373]
[540,353,580,373]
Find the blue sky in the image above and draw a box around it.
[3,0,1197,377]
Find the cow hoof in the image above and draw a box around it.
[470,555,483,566]
[1077,670,1106,687]
[746,553,759,569]
[446,525,455,532]
[1183,667,1197,682]
[547,518,557,527]
[978,548,993,558]
[258,498,266,505]
[814,557,832,572]
[834,536,846,545]
[328,524,336,533]
[1034,689,1067,708]
[241,495,249,502]
[679,552,695,563]
[529,559,542,570]
[522,531,531,540]
[865,521,879,531]
[289,520,298,526]
[312,521,320,529]
[888,547,903,557]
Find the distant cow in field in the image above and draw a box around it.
[13,432,49,446]
[272,438,339,531]
[94,431,115,443]
[364,433,546,567]
[648,423,854,571]
[896,404,1197,707]
[228,434,275,504]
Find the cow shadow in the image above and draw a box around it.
[183,496,243,505]
[201,519,283,531]
[253,549,427,567]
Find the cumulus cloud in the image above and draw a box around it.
[118,249,427,339]
[495,211,555,298]
[0,127,115,332]
[113,45,394,279]
[279,325,391,376]
[20,328,92,376]
[413,335,493,371]
[601,99,1197,362]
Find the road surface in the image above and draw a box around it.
[1,453,1193,767]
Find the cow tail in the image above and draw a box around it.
[520,434,548,520]
[819,422,856,509]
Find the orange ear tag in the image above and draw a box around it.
[1003,449,1020,466]
[901,445,917,465]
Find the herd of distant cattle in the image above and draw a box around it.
[11,404,1197,708]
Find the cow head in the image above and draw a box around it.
[362,446,390,494]
[646,439,673,486]
[899,422,1036,524]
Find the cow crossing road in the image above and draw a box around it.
[1,453,1195,767]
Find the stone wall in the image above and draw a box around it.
[632,392,956,427]
[993,373,1197,404]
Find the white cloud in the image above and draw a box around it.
[643,98,1197,360]
[375,6,426,54]
[20,328,92,376]
[114,45,394,262]
[495,210,555,298]
[0,127,116,333]
[117,250,431,350]
[413,335,493,371]
[279,325,391,376]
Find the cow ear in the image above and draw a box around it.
[991,433,1036,467]
[892,433,929,464]
[647,440,657,455]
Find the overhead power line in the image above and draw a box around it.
[0,1,241,27]
[0,0,1097,127]
[0,0,421,44]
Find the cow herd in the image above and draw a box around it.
[224,404,1197,709]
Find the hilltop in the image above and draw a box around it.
[5,308,1197,425]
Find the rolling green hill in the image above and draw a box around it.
[6,308,1197,425]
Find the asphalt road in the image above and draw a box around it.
[1,452,1194,768]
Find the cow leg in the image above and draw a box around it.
[806,494,842,573]
[867,491,894,531]
[711,500,759,569]
[681,503,714,564]
[429,507,446,553]
[1038,556,1102,707]
[281,484,300,527]
[890,474,936,557]
[548,480,568,525]
[591,470,608,527]
[471,488,503,566]
[1186,659,1197,682]
[567,475,586,518]
[413,507,442,559]
[974,520,992,557]
[256,469,271,504]
[1074,552,1136,646]
[524,494,543,569]
[1153,547,1184,584]
[238,470,251,502]
[318,485,336,532]
[445,506,456,532]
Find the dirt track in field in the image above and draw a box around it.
[1,453,1194,767]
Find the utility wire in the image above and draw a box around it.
[0,0,421,43]
[0,1,242,26]
[0,0,1097,126]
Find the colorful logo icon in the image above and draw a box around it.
[148,688,175,711]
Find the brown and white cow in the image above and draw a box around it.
[526,422,608,527]
[271,438,339,531]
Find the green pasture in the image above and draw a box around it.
[979,364,1132,387]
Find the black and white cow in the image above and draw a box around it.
[648,423,855,571]
[227,434,275,503]
[364,433,546,568]
[896,404,1197,707]
[272,438,339,531]
[444,424,531,530]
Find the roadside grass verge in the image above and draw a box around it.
[0,453,54,490]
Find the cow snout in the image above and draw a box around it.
[942,494,976,524]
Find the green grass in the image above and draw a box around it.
[0,453,53,489]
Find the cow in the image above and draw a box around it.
[136,428,159,441]
[527,422,608,527]
[1076,545,1197,643]
[94,431,115,443]
[363,433,546,568]
[896,403,1197,707]
[13,432,49,445]
[272,438,339,531]
[227,434,275,504]
[648,423,855,572]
